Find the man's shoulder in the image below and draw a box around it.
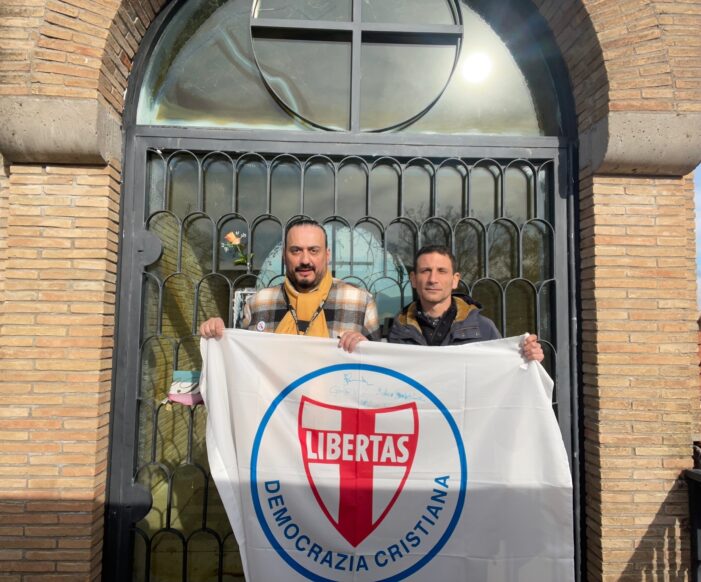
[329,278,373,303]
[248,284,285,309]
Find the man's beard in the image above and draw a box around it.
[289,265,324,291]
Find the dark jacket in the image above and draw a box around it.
[388,297,501,346]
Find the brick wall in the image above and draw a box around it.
[0,163,120,580]
[579,173,698,580]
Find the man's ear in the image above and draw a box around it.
[325,247,331,264]
[451,272,461,290]
[409,270,417,289]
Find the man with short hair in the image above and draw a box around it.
[199,219,380,349]
[388,245,543,360]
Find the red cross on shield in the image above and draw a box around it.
[298,396,419,547]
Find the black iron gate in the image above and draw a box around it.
[103,128,578,581]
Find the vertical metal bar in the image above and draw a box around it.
[350,0,362,132]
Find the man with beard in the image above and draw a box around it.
[199,219,380,349]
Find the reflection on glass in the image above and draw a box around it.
[146,213,180,280]
[162,274,195,338]
[138,0,560,135]
[338,162,368,223]
[237,158,268,218]
[362,0,455,24]
[436,164,465,223]
[169,154,199,218]
[304,160,335,219]
[182,216,214,276]
[455,219,484,284]
[406,3,558,135]
[403,164,432,223]
[187,531,222,582]
[370,163,399,226]
[487,220,517,283]
[254,38,351,130]
[505,279,535,336]
[270,161,301,223]
[361,43,455,131]
[203,155,234,219]
[522,220,552,284]
[421,218,451,248]
[198,275,232,329]
[472,279,502,334]
[170,466,207,534]
[471,164,500,224]
[386,220,416,273]
[537,163,554,225]
[504,164,534,225]
[138,0,301,129]
[136,465,169,532]
[252,219,283,276]
[146,153,166,217]
[150,532,184,582]
[255,0,351,21]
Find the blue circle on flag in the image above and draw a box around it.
[251,363,467,582]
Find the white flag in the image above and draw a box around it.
[200,330,574,582]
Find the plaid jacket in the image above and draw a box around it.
[241,278,381,340]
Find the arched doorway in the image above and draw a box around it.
[105,0,578,579]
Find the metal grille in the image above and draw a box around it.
[123,146,562,581]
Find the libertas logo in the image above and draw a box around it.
[251,364,467,581]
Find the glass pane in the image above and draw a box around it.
[455,218,484,284]
[203,155,234,219]
[472,279,502,334]
[255,0,351,21]
[471,163,500,223]
[370,163,399,226]
[252,219,283,276]
[237,158,268,219]
[522,220,552,284]
[197,275,231,329]
[146,213,180,280]
[361,43,456,131]
[253,38,351,130]
[352,221,384,278]
[168,153,200,218]
[171,466,207,534]
[138,0,300,130]
[188,531,220,582]
[537,162,554,224]
[151,532,184,582]
[436,163,465,223]
[505,279,536,337]
[487,220,518,284]
[162,274,195,338]
[270,160,301,223]
[386,220,416,273]
[403,164,432,223]
[182,216,214,276]
[504,163,534,225]
[421,218,451,248]
[304,159,335,219]
[146,152,166,217]
[362,0,455,24]
[338,161,368,223]
[406,3,558,135]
